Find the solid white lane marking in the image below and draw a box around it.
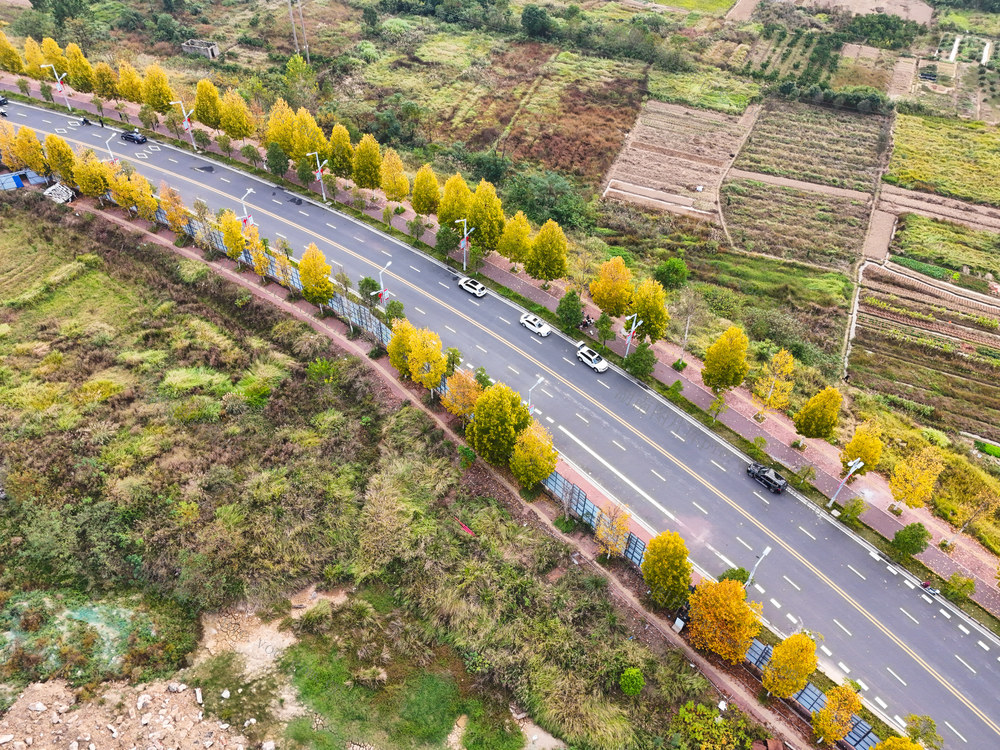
[769,598,782,609]
[476,345,487,353]
[875,697,888,709]
[598,380,610,388]
[833,619,852,636]
[736,536,753,551]
[498,316,511,325]
[904,579,915,589]
[220,177,230,183]
[381,249,391,257]
[692,501,708,515]
[900,608,919,624]
[887,667,906,686]
[945,721,968,743]
[634,404,646,414]
[651,469,665,482]
[894,716,906,729]
[979,640,990,652]
[541,389,553,398]
[799,526,816,540]
[507,365,519,375]
[820,645,833,657]
[753,491,769,505]
[940,608,952,619]
[612,440,626,451]
[753,583,765,594]
[575,413,588,424]
[272,199,282,204]
[711,460,726,472]
[838,661,851,674]
[670,430,685,442]
[786,613,798,624]
[414,307,425,315]
[956,654,977,674]
[848,565,866,580]
[783,575,801,591]
[326,222,337,230]
[445,325,456,333]
[958,624,970,635]
[298,210,309,216]
[869,551,880,560]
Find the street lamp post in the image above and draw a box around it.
[524,376,545,414]
[744,545,772,590]
[170,100,197,150]
[622,313,643,357]
[104,133,116,163]
[372,260,392,306]
[307,152,328,203]
[827,458,864,509]
[455,218,475,272]
[42,65,73,112]
[239,188,255,227]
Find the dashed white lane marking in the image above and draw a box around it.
[903,579,915,589]
[887,565,898,576]
[651,469,665,482]
[381,249,391,257]
[847,565,866,580]
[820,645,833,657]
[786,613,798,624]
[414,307,425,315]
[798,526,816,540]
[438,281,449,289]
[753,491,769,505]
[736,536,753,551]
[978,640,990,651]
[298,210,309,216]
[562,357,575,366]
[710,460,726,472]
[838,661,851,674]
[475,345,487,353]
[220,177,230,183]
[874,697,888,709]
[783,575,801,591]
[945,721,968,743]
[531,337,543,345]
[633,404,646,414]
[753,583,765,594]
[869,551,880,560]
[598,380,609,388]
[894,716,907,730]
[612,440,626,451]
[958,624,970,635]
[955,654,977,674]
[858,679,871,692]
[272,199,282,204]
[833,619,852,636]
[275,232,286,239]
[326,222,337,230]
[691,501,708,515]
[42,118,51,123]
[575,413,588,424]
[545,416,554,424]
[444,325,456,333]
[707,545,735,568]
[541,389,553,398]
[900,608,919,624]
[769,598,781,609]
[15,112,25,116]
[168,157,177,163]
[886,667,906,686]
[670,430,685,441]
[468,299,481,306]
[498,316,511,325]
[507,365,519,375]
[940,608,952,618]
[353,236,367,243]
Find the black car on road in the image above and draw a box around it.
[121,129,147,144]
[746,462,788,494]
[0,95,8,106]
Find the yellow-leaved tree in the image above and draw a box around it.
[840,420,883,476]
[142,64,174,112]
[13,126,46,175]
[23,37,45,79]
[130,172,158,222]
[220,88,254,142]
[265,98,296,156]
[40,37,68,75]
[0,31,25,74]
[753,348,794,419]
[158,182,190,234]
[794,387,843,439]
[687,579,762,664]
[629,278,669,343]
[496,211,531,267]
[108,165,137,214]
[352,133,382,192]
[327,123,354,183]
[763,632,817,698]
[44,134,76,187]
[274,239,294,289]
[0,120,17,169]
[437,172,471,228]
[889,448,944,509]
[407,328,447,390]
[387,318,418,377]
[468,179,504,253]
[65,44,94,93]
[116,61,144,103]
[589,255,632,317]
[290,106,326,161]
[872,739,922,750]
[640,531,692,609]
[194,79,222,130]
[298,242,334,307]
[595,503,632,559]
[466,383,531,466]
[92,62,118,100]
[73,150,112,200]
[525,219,568,282]
[380,148,410,204]
[441,368,482,426]
[218,209,245,261]
[245,225,270,282]
[812,685,861,746]
[411,163,440,215]
[509,421,558,488]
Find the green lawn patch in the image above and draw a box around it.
[891,213,1000,280]
[647,68,761,114]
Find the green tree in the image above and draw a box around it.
[589,255,632,317]
[384,299,405,325]
[138,104,159,132]
[411,163,440,215]
[942,573,975,604]
[142,63,173,113]
[216,133,233,157]
[687,580,762,665]
[380,147,409,203]
[496,210,531,267]
[904,714,943,750]
[812,685,861,745]
[525,219,568,282]
[468,179,504,253]
[240,143,260,167]
[763,633,817,698]
[220,88,254,142]
[596,312,614,346]
[702,326,749,394]
[466,383,532,466]
[266,141,289,178]
[840,421,883,475]
[629,278,669,343]
[296,156,315,186]
[654,257,689,289]
[619,668,644,697]
[556,290,583,329]
[641,530,692,609]
[794,387,843,439]
[299,242,335,306]
[284,53,317,109]
[327,123,354,180]
[358,276,380,307]
[193,79,222,130]
[623,342,656,379]
[352,133,382,192]
[521,4,554,37]
[893,522,931,557]
[438,172,472,229]
[192,129,211,150]
[509,421,558,488]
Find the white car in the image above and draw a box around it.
[457,276,487,297]
[519,313,552,337]
[576,341,609,372]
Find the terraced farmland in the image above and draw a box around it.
[890,213,1000,292]
[734,100,891,192]
[721,178,871,271]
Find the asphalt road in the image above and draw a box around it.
[5,102,999,747]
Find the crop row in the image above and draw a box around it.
[891,212,1000,279]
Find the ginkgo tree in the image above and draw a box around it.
[629,278,669,343]
[218,209,245,262]
[466,382,531,466]
[889,448,944,509]
[641,531,692,609]
[752,348,794,420]
[44,134,75,186]
[525,219,568,282]
[497,211,531,268]
[687,579,762,664]
[407,327,448,390]
[509,421,558,488]
[299,242,334,307]
[468,179,504,253]
[13,126,46,175]
[589,256,632,317]
[411,163,440,215]
[441,368,482,426]
[812,685,861,746]
[794,387,843,439]
[763,632,817,698]
[840,421,883,476]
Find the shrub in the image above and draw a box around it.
[619,668,644,696]
[718,567,749,584]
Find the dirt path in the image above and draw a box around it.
[725,0,761,21]
[879,183,1000,234]
[861,210,896,262]
[727,168,872,201]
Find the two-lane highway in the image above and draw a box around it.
[5,101,999,747]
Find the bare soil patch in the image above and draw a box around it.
[888,56,917,99]
[799,0,933,23]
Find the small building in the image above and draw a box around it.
[182,39,220,60]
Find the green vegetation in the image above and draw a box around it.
[735,100,890,192]
[887,115,1000,207]
[647,68,761,114]
[891,213,1000,280]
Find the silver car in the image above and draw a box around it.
[576,341,609,372]
[519,313,552,337]
[457,276,487,297]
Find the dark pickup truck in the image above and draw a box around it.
[746,462,788,494]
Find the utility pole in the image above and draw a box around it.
[170,100,197,151]
[524,376,545,414]
[622,313,643,357]
[296,0,311,64]
[828,458,864,509]
[42,65,72,112]
[745,545,772,590]
[455,218,475,272]
[286,0,300,53]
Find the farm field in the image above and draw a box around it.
[603,100,751,217]
[886,114,1000,206]
[734,26,842,87]
[734,99,890,192]
[646,67,762,114]
[830,43,897,92]
[890,213,1000,284]
[939,9,1000,36]
[720,178,871,271]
